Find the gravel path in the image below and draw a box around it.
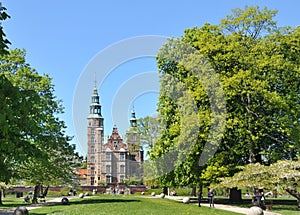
[0,196,70,215]
[164,196,282,215]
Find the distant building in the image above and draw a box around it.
[86,86,143,185]
[74,168,88,185]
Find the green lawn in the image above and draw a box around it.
[2,195,299,215]
[28,195,242,215]
[0,195,32,209]
[271,205,300,215]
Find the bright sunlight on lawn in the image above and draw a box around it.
[29,195,242,215]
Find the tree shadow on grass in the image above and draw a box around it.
[29,198,141,215]
[68,198,140,205]
[30,211,58,215]
[0,202,29,209]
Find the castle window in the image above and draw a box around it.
[106,175,111,183]
[91,146,95,153]
[91,156,95,163]
[106,165,111,174]
[120,165,125,174]
[120,175,124,183]
[91,167,95,176]
[120,152,125,161]
[106,152,111,160]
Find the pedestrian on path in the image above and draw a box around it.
[208,188,215,208]
[198,188,202,207]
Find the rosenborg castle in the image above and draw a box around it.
[86,86,144,185]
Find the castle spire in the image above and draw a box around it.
[94,71,97,87]
[130,108,137,127]
[89,82,102,118]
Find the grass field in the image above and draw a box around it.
[1,194,299,215]
[27,195,241,215]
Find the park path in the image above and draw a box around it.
[164,195,282,215]
[0,196,72,215]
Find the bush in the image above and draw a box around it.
[59,187,72,196]
[146,187,192,196]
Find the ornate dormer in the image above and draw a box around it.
[110,125,122,140]
[105,125,126,150]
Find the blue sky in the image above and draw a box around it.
[2,0,299,156]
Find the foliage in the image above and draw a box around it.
[137,116,160,149]
[0,49,81,188]
[81,162,87,169]
[218,160,300,190]
[124,175,143,185]
[217,159,300,207]
[0,3,10,55]
[151,6,300,187]
[141,161,159,187]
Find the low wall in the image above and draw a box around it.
[128,185,146,194]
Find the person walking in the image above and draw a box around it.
[208,189,215,208]
[198,188,203,207]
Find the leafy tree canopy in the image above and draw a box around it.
[0,49,81,186]
[217,159,300,208]
[151,5,300,187]
[0,3,10,55]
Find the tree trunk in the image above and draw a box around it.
[249,140,256,163]
[32,183,42,204]
[0,188,2,205]
[229,188,242,203]
[285,189,300,210]
[191,186,196,197]
[246,92,261,164]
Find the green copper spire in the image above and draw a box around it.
[89,86,102,118]
[130,109,137,127]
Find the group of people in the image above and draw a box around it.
[198,188,215,208]
[68,188,77,196]
[252,189,266,210]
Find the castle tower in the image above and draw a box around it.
[87,86,104,186]
[126,109,144,180]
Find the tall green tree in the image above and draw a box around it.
[151,6,300,188]
[0,49,80,204]
[137,116,159,149]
